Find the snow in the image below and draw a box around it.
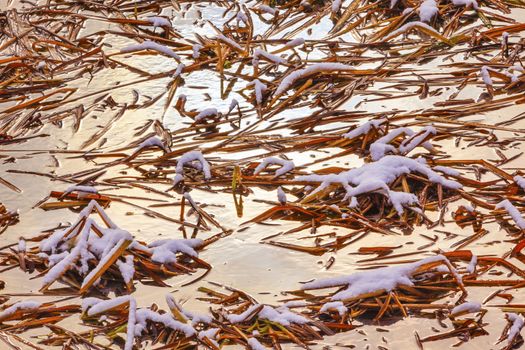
[135,308,195,337]
[18,239,26,252]
[387,190,419,214]
[117,255,135,284]
[332,0,343,13]
[81,238,130,290]
[82,295,131,316]
[398,126,436,154]
[198,328,219,340]
[284,38,305,49]
[480,66,493,86]
[217,34,243,51]
[125,297,136,350]
[402,7,414,15]
[228,98,239,113]
[466,254,477,274]
[297,155,461,213]
[451,301,481,316]
[198,328,220,347]
[514,175,525,191]
[419,0,438,22]
[183,192,199,210]
[236,11,249,25]
[369,126,435,161]
[172,173,184,186]
[452,0,478,9]
[258,5,277,15]
[248,338,267,350]
[173,63,185,78]
[302,255,457,300]
[342,119,386,139]
[227,304,308,326]
[320,301,347,316]
[121,40,180,61]
[248,79,267,105]
[282,300,307,308]
[165,294,212,325]
[148,238,203,264]
[495,199,525,229]
[254,157,295,177]
[0,300,41,320]
[387,21,442,39]
[192,44,203,59]
[195,108,219,122]
[277,186,287,205]
[41,223,90,287]
[64,185,98,195]
[507,313,524,342]
[176,150,212,179]
[147,16,171,28]
[503,68,520,83]
[433,165,461,176]
[275,63,354,96]
[138,136,167,152]
[37,200,175,291]
[252,49,286,69]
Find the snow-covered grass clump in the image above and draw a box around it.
[302,255,460,300]
[37,200,206,292]
[297,155,461,214]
